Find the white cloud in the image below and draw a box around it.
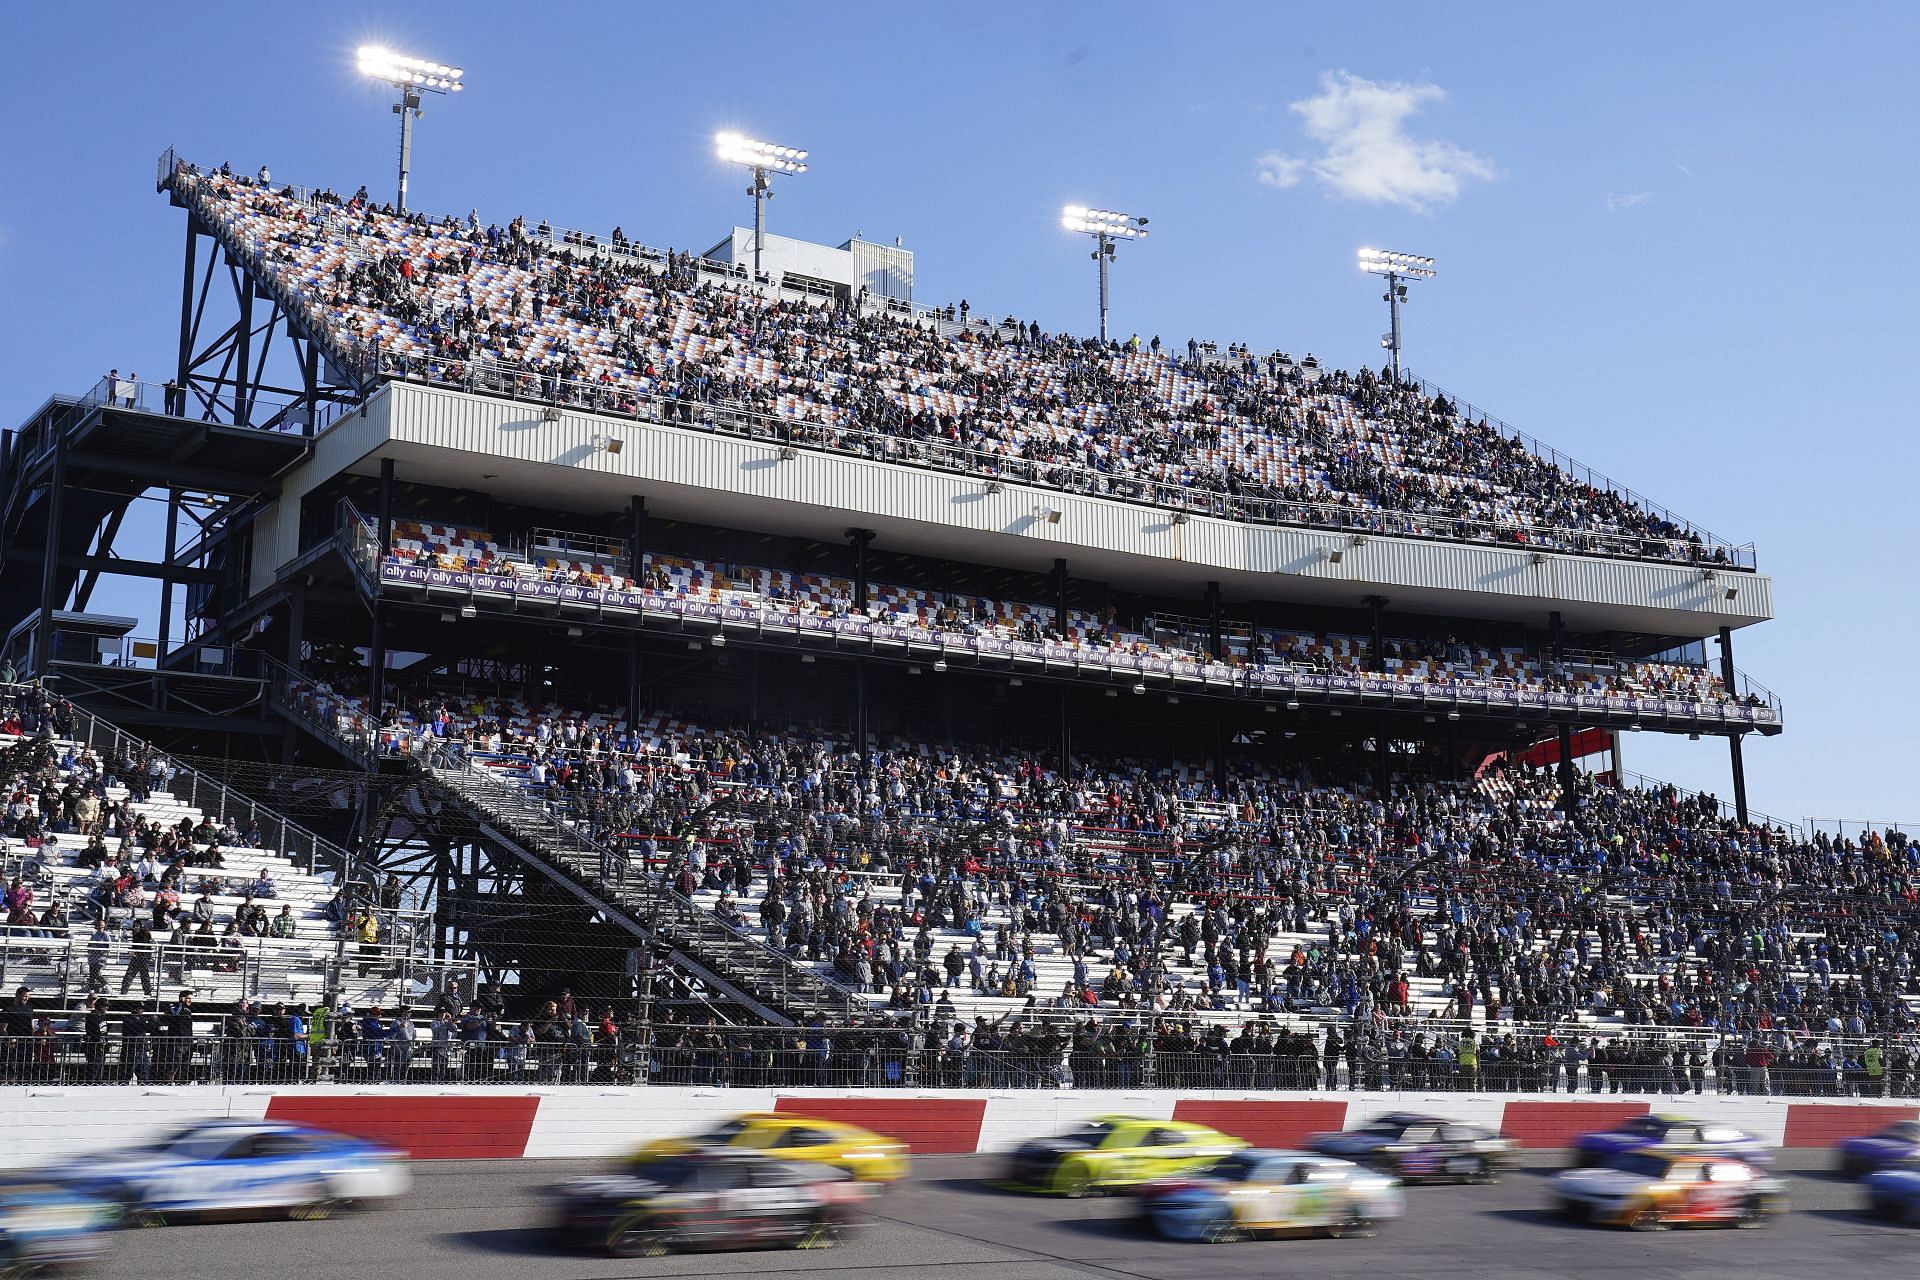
[1255,152,1306,189]
[1256,70,1495,211]
[1605,191,1652,211]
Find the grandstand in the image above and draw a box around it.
[7,147,1907,1098]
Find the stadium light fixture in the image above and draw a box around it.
[1357,247,1436,383]
[715,131,809,283]
[1062,205,1149,342]
[357,45,465,213]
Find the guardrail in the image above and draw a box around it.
[0,924,446,1015]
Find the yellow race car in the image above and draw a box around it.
[635,1113,911,1184]
[1002,1116,1248,1197]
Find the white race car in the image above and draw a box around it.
[44,1120,409,1223]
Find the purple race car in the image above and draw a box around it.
[1570,1115,1773,1169]
[1836,1121,1920,1179]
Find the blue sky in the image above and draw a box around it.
[1,2,1913,824]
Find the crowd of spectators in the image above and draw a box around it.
[172,161,1740,566]
[284,663,1920,1064]
[372,519,1759,717]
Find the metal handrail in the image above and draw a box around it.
[264,661,861,1022]
[21,681,356,882]
[1413,376,1751,559]
[1613,769,1801,838]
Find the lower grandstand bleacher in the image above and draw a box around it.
[0,685,448,1068]
[274,665,1920,1075]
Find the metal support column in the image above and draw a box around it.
[1205,581,1224,661]
[1096,232,1111,343]
[750,167,769,280]
[848,529,874,612]
[1058,687,1073,782]
[1213,707,1229,791]
[1558,724,1577,816]
[173,218,198,416]
[854,661,869,776]
[231,268,255,427]
[33,430,68,674]
[394,86,422,213]
[156,489,179,665]
[369,458,394,721]
[1719,626,1749,825]
[1052,558,1069,628]
[627,495,646,733]
[1548,609,1565,664]
[1364,595,1388,673]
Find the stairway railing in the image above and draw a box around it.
[263,662,860,1023]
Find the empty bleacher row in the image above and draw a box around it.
[373,514,1752,714]
[167,160,1742,566]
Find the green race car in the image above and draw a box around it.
[1002,1116,1249,1196]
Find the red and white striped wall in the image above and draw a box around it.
[2,1086,1912,1166]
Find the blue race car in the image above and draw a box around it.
[1837,1121,1920,1179]
[1571,1115,1773,1168]
[0,1182,117,1272]
[43,1120,409,1223]
[1863,1168,1920,1223]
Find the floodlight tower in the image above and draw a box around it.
[1063,206,1148,343]
[714,132,809,281]
[1357,248,1435,383]
[357,46,465,213]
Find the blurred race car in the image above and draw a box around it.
[549,1148,869,1257]
[43,1119,409,1223]
[634,1113,909,1183]
[1836,1120,1920,1178]
[1570,1114,1773,1168]
[1307,1112,1515,1183]
[1134,1151,1403,1242]
[1553,1151,1785,1229]
[0,1182,118,1272]
[1862,1168,1920,1223]
[1002,1116,1247,1197]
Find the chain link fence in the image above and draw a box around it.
[3,1022,1913,1096]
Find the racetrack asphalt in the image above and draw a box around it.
[90,1151,1915,1280]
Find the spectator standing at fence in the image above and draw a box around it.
[161,991,193,1084]
[85,922,110,993]
[305,997,331,1082]
[430,1007,457,1081]
[2,987,32,1082]
[81,996,107,1082]
[120,1002,155,1083]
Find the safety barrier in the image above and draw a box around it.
[2,1084,1912,1167]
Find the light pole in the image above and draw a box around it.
[1357,248,1435,383]
[714,132,809,282]
[1063,206,1148,343]
[357,46,465,213]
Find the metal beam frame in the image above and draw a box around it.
[172,209,361,431]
